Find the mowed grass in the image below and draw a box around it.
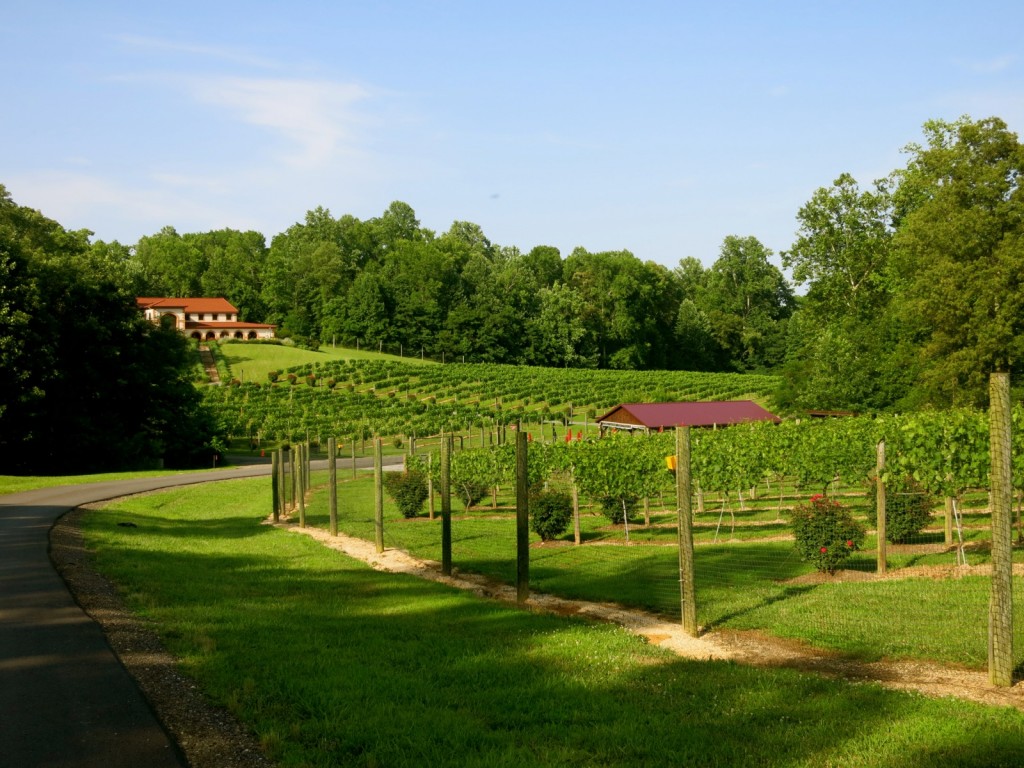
[218,341,433,383]
[298,474,1021,669]
[0,469,210,495]
[87,478,1024,767]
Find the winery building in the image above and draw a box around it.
[137,297,276,340]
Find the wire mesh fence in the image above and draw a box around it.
[275,421,1024,678]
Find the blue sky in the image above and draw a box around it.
[3,1,1023,269]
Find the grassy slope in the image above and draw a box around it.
[217,342,433,384]
[86,479,1024,768]
[0,469,213,495]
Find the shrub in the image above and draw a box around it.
[306,375,317,387]
[867,476,935,544]
[286,373,298,385]
[790,495,866,574]
[326,378,337,389]
[267,370,280,383]
[530,490,573,541]
[599,495,639,525]
[383,470,429,518]
[456,480,488,510]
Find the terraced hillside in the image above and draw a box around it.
[204,357,781,446]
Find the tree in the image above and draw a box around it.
[891,116,1024,406]
[0,186,223,473]
[702,236,793,370]
[784,173,894,318]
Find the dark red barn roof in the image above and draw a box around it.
[596,401,780,430]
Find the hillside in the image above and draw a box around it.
[204,354,781,447]
[214,341,434,384]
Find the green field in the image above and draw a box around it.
[85,479,1024,767]
[215,340,433,384]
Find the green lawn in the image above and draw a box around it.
[0,469,208,495]
[216,341,433,384]
[86,479,1024,767]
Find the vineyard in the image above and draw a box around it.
[204,356,781,447]
[278,406,1024,673]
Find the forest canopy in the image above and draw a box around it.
[3,115,1022,427]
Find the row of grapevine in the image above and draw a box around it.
[204,361,781,445]
[441,407,1024,502]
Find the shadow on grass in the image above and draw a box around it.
[85,495,1024,768]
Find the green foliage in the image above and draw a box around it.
[382,469,429,518]
[789,495,866,574]
[598,495,639,525]
[0,185,223,473]
[529,490,573,541]
[867,475,935,544]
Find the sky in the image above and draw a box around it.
[3,1,1023,270]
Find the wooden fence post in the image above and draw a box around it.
[271,449,280,523]
[328,437,338,536]
[944,497,954,546]
[277,448,287,515]
[290,446,297,511]
[989,371,1013,687]
[516,430,529,603]
[374,437,384,554]
[676,426,698,636]
[876,441,887,576]
[297,443,306,528]
[441,433,452,576]
[572,478,581,546]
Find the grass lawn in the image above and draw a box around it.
[87,478,1024,767]
[0,469,210,495]
[217,341,432,384]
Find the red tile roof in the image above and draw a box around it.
[137,297,239,314]
[596,401,780,429]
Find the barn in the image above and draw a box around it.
[596,401,780,433]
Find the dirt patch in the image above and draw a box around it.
[272,516,1024,712]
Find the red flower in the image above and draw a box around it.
[810,494,823,502]
[820,546,827,553]
[846,540,854,548]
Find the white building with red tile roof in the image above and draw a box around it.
[137,297,276,340]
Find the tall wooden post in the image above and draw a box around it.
[676,427,698,636]
[351,439,357,480]
[271,449,280,523]
[989,371,1013,687]
[572,479,581,546]
[290,446,297,511]
[441,433,452,576]
[276,448,287,516]
[944,497,955,546]
[427,453,435,520]
[297,443,306,528]
[876,441,887,576]
[374,437,384,554]
[328,437,338,536]
[516,430,530,603]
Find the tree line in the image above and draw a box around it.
[117,115,1024,411]
[2,113,1022,470]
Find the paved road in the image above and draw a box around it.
[0,456,400,767]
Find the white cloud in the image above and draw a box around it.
[112,34,280,70]
[953,54,1017,74]
[188,76,370,168]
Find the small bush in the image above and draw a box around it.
[456,480,489,510]
[531,490,573,541]
[383,470,429,518]
[267,370,280,383]
[867,476,935,543]
[790,495,866,574]
[599,495,639,525]
[306,375,317,387]
[286,373,298,385]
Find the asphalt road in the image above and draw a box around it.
[0,455,400,768]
